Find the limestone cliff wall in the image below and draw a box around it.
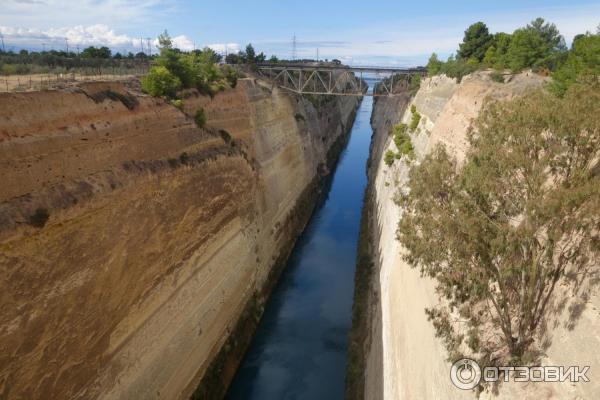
[360,71,600,400]
[0,78,359,399]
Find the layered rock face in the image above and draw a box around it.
[360,71,600,400]
[0,78,359,399]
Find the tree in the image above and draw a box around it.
[426,53,443,76]
[269,55,279,63]
[483,32,512,69]
[457,22,493,62]
[528,17,566,52]
[245,44,256,64]
[505,28,546,71]
[255,51,266,63]
[225,52,243,64]
[81,46,111,59]
[199,47,222,64]
[506,18,567,71]
[157,30,173,53]
[398,83,600,367]
[549,33,600,96]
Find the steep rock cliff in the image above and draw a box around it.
[357,71,600,400]
[0,78,359,399]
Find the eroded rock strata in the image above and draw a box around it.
[0,78,359,399]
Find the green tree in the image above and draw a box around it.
[81,46,111,59]
[549,32,600,96]
[483,32,512,69]
[269,55,279,63]
[199,47,222,64]
[245,44,256,64]
[141,66,182,98]
[157,30,173,52]
[398,83,600,366]
[457,22,493,62]
[426,53,443,76]
[528,17,566,52]
[506,18,566,71]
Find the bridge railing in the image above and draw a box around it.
[257,63,426,97]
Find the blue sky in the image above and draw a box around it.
[1,0,599,65]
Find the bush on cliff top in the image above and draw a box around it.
[141,66,181,98]
[425,17,600,89]
[141,30,239,99]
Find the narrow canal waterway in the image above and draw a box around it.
[226,92,374,400]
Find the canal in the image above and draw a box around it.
[226,89,374,399]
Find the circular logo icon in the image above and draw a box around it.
[450,358,481,390]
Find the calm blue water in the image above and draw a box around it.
[226,93,374,400]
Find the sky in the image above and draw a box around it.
[1,0,599,66]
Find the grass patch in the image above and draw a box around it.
[194,107,207,128]
[490,71,505,83]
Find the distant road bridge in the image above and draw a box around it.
[257,63,426,97]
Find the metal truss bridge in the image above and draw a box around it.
[257,63,426,97]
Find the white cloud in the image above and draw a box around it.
[171,35,194,51]
[0,24,195,53]
[206,43,241,54]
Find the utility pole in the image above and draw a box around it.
[146,38,152,56]
[76,45,80,55]
[316,48,319,62]
[0,33,5,52]
[65,38,69,53]
[292,33,297,61]
[42,43,46,52]
[140,38,144,55]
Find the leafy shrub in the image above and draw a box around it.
[409,106,421,132]
[409,74,421,95]
[194,107,207,128]
[490,71,505,83]
[549,32,600,96]
[141,31,239,100]
[384,150,396,166]
[393,123,415,159]
[141,66,181,98]
[170,99,184,110]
